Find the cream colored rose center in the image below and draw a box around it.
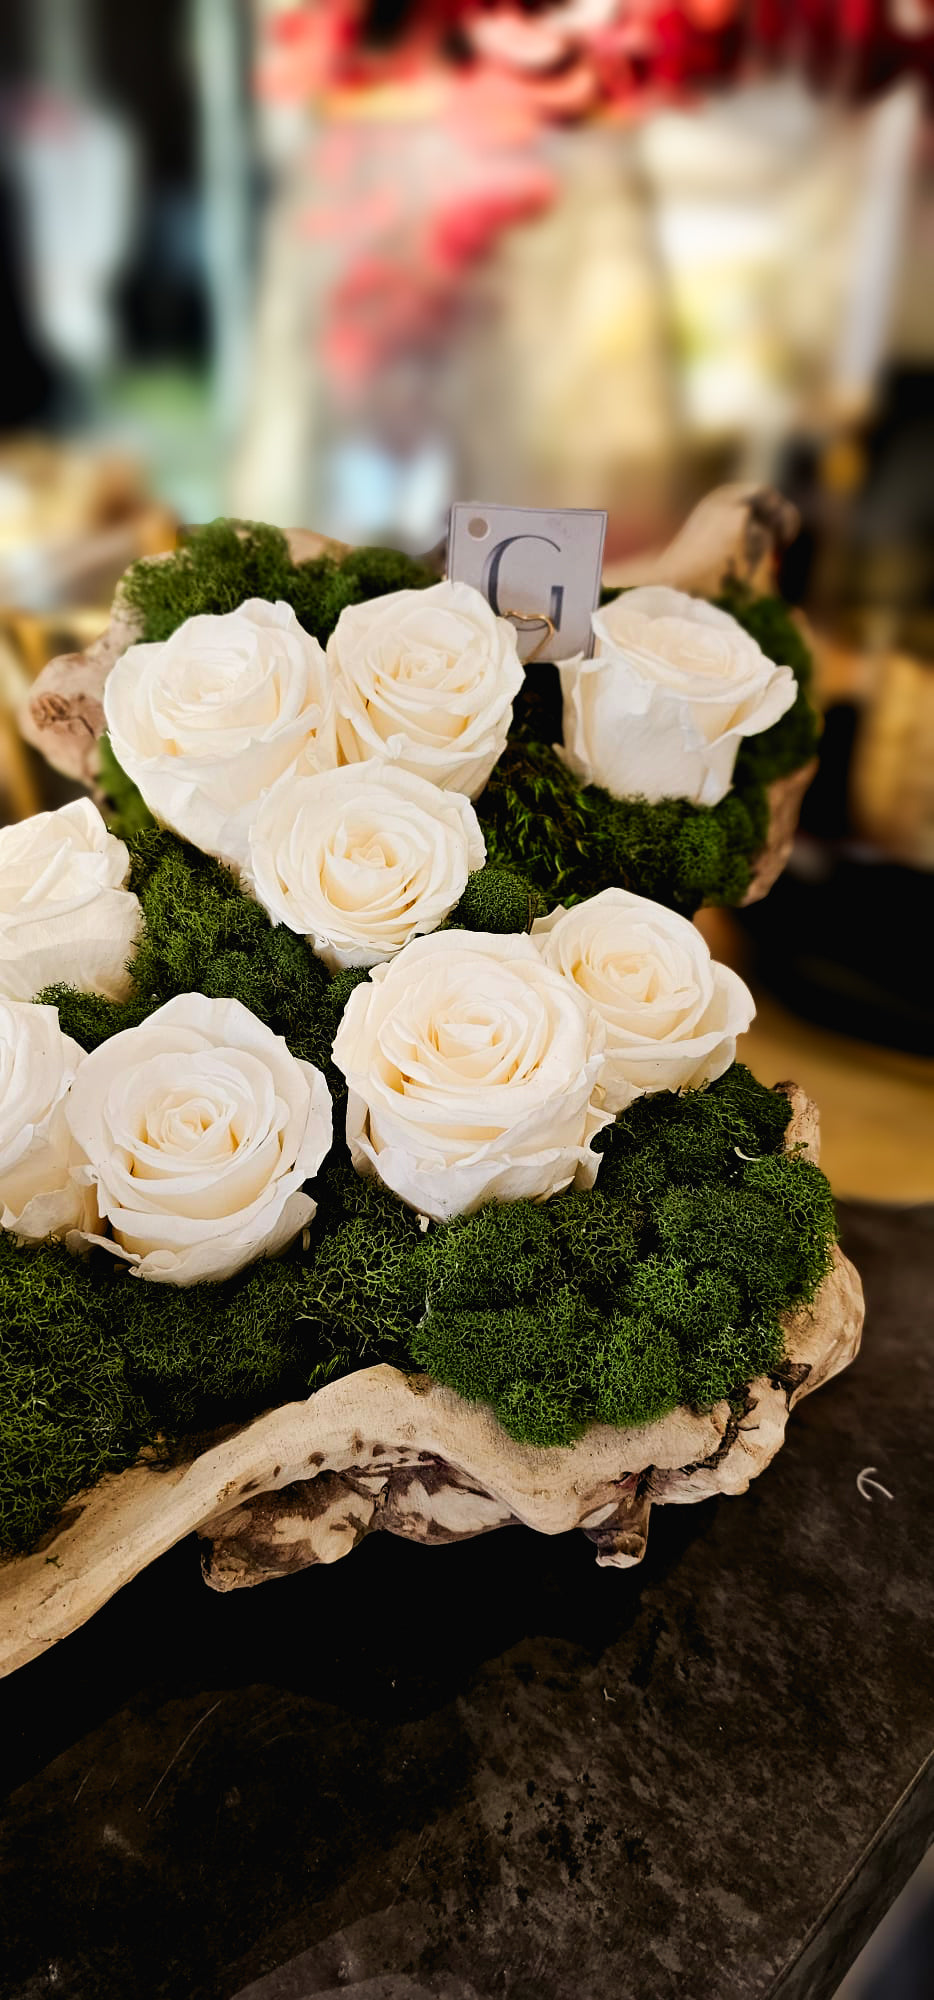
[112,1052,290,1195]
[556,927,703,1040]
[382,989,550,1095]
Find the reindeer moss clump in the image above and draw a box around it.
[119,1259,307,1436]
[294,1165,429,1372]
[478,739,762,915]
[37,824,358,1082]
[0,1067,838,1549]
[0,1235,141,1554]
[409,1067,836,1444]
[35,984,156,1051]
[448,866,547,934]
[120,518,433,647]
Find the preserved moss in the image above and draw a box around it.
[119,1258,307,1434]
[0,1236,141,1554]
[120,518,434,647]
[447,866,547,934]
[0,1066,838,1545]
[477,739,761,915]
[409,1067,835,1444]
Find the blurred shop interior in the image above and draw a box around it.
[1,0,933,1207]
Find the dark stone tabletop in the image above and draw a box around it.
[1,1202,932,2000]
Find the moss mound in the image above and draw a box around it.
[119,1258,307,1435]
[447,866,548,934]
[0,1235,141,1554]
[409,1068,836,1445]
[0,1066,838,1551]
[478,738,763,915]
[120,518,434,647]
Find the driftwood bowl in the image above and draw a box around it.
[0,1087,864,1680]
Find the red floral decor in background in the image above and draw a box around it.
[257,0,934,392]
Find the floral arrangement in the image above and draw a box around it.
[0,520,835,1558]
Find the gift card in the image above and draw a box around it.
[447,504,607,663]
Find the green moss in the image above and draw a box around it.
[129,836,276,999]
[0,1065,839,1544]
[477,738,761,916]
[119,1258,306,1434]
[448,866,547,934]
[590,1314,680,1429]
[424,1201,564,1312]
[409,1066,837,1441]
[412,1289,602,1449]
[97,733,158,841]
[0,1236,142,1555]
[549,1188,640,1298]
[653,1156,836,1314]
[34,984,154,1050]
[295,1172,429,1375]
[120,518,434,647]
[596,1062,793,1196]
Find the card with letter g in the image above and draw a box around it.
[447,504,607,663]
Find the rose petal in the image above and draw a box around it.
[104,600,338,871]
[332,929,611,1221]
[534,888,755,1113]
[561,586,797,807]
[65,994,332,1284]
[247,759,485,971]
[0,799,141,1002]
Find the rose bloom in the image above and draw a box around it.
[0,799,141,1002]
[332,929,611,1222]
[328,579,525,798]
[248,760,486,971]
[65,993,332,1284]
[104,599,338,870]
[534,889,755,1114]
[0,998,96,1243]
[559,585,797,808]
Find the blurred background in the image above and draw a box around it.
[0,7,932,1989]
[0,0,932,1204]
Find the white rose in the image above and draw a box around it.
[535,888,755,1113]
[559,585,797,808]
[248,760,486,972]
[0,799,141,1002]
[332,930,611,1223]
[104,599,338,870]
[64,993,333,1285]
[0,999,97,1242]
[328,580,525,797]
